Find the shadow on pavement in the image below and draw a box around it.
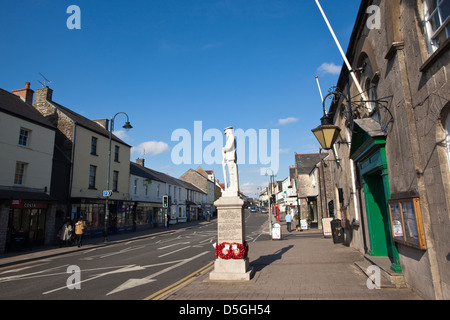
[250,245,293,272]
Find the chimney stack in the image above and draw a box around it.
[12,82,34,104]
[93,119,110,130]
[34,86,53,103]
[136,158,145,167]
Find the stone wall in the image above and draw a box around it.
[327,0,449,299]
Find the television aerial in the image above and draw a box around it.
[38,73,52,87]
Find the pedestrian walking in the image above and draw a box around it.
[285,212,293,232]
[166,214,170,229]
[74,217,87,247]
[59,220,73,247]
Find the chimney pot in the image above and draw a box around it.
[12,82,34,104]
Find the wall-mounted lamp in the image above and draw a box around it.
[311,90,341,150]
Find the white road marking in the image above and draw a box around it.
[107,251,209,295]
[157,242,190,250]
[158,246,191,258]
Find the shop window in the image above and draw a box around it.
[423,0,449,54]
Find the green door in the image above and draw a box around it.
[360,160,401,272]
[363,172,391,256]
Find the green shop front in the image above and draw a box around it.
[350,119,402,273]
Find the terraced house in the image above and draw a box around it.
[33,86,132,237]
[0,83,56,252]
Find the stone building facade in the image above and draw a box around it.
[322,0,449,299]
[293,152,332,226]
[179,166,216,216]
[33,86,132,237]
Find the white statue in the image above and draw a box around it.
[222,126,239,196]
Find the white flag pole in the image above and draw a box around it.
[315,75,326,115]
[314,0,369,110]
[315,0,361,223]
[315,76,324,102]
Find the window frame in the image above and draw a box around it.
[89,165,97,189]
[14,161,27,185]
[91,137,98,155]
[445,113,450,168]
[18,128,30,147]
[114,145,120,162]
[423,0,450,53]
[113,170,119,192]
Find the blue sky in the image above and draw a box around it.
[1,0,361,198]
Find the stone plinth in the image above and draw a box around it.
[209,196,253,281]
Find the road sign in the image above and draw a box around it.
[103,190,112,197]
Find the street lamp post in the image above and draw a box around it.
[265,169,275,236]
[104,112,132,242]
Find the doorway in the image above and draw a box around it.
[362,168,401,273]
[350,119,402,273]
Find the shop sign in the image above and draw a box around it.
[10,200,48,209]
[10,199,22,206]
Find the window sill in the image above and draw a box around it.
[420,37,450,73]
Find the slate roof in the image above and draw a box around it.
[49,100,131,147]
[353,118,387,138]
[130,162,206,194]
[0,88,55,130]
[295,152,328,175]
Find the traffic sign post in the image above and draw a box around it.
[103,190,112,197]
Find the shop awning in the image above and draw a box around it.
[0,189,56,202]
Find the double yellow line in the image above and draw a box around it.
[144,261,214,300]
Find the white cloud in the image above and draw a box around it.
[131,141,170,156]
[278,117,298,125]
[240,181,267,197]
[113,130,133,143]
[279,148,290,154]
[317,62,341,75]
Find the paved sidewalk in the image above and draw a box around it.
[164,226,422,300]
